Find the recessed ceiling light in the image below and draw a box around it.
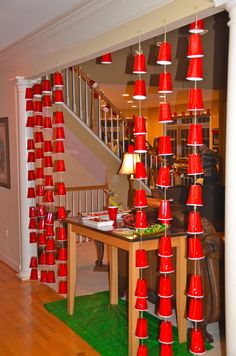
[127,100,133,103]
[122,93,129,97]
[131,105,137,108]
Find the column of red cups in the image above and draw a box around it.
[186,18,206,356]
[53,71,68,295]
[25,85,38,280]
[132,36,149,356]
[156,28,174,356]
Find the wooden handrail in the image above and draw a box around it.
[66,184,108,192]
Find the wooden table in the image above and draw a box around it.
[67,217,187,356]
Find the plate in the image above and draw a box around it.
[82,218,114,228]
[80,210,128,221]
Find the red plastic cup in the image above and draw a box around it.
[36,185,44,197]
[57,206,66,220]
[133,53,146,74]
[42,79,51,94]
[158,72,172,93]
[187,298,204,322]
[45,212,54,225]
[45,225,55,237]
[54,90,64,104]
[186,58,203,81]
[135,162,147,179]
[156,167,171,188]
[26,100,34,112]
[187,211,203,234]
[137,344,148,356]
[38,218,45,231]
[159,320,173,344]
[187,34,203,58]
[35,148,44,160]
[158,136,173,156]
[101,53,112,64]
[158,275,173,298]
[44,156,53,168]
[43,116,52,129]
[159,257,174,274]
[58,280,67,294]
[188,274,204,298]
[29,208,36,220]
[56,159,65,172]
[28,170,35,181]
[25,87,33,100]
[187,185,203,206]
[53,72,63,88]
[44,140,53,154]
[35,167,44,179]
[29,256,38,268]
[160,344,173,356]
[135,318,148,339]
[134,135,147,153]
[29,232,37,243]
[58,247,67,262]
[45,190,54,203]
[134,116,146,135]
[39,252,47,264]
[188,153,203,175]
[135,278,148,298]
[159,102,173,123]
[189,328,206,355]
[42,95,52,108]
[158,200,172,221]
[135,211,148,229]
[26,115,34,127]
[40,270,47,283]
[157,42,172,65]
[37,233,46,246]
[188,237,204,260]
[27,151,35,163]
[34,115,43,128]
[134,189,147,208]
[45,175,54,188]
[136,249,149,268]
[30,268,38,280]
[37,205,46,217]
[33,83,42,98]
[46,270,56,283]
[133,79,146,100]
[54,140,65,154]
[57,182,66,196]
[158,297,173,318]
[27,187,35,199]
[135,297,148,311]
[58,263,68,277]
[46,238,55,251]
[27,139,35,151]
[29,218,37,229]
[46,252,56,265]
[108,206,118,221]
[55,127,65,140]
[187,124,203,146]
[189,20,205,34]
[158,236,173,257]
[34,131,44,144]
[54,111,64,125]
[33,100,42,113]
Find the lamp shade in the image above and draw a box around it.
[118,152,140,175]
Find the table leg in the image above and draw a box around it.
[128,243,139,356]
[67,223,77,315]
[108,245,118,305]
[176,237,187,343]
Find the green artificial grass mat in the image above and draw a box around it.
[44,291,213,355]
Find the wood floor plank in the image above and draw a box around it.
[0,261,100,356]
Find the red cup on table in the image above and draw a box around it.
[108,206,118,222]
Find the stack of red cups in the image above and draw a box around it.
[186,18,206,355]
[156,29,175,355]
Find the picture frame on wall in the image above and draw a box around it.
[0,117,11,189]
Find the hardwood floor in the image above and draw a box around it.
[0,261,99,356]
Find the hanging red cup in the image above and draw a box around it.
[46,238,55,251]
[42,79,51,94]
[35,167,44,179]
[186,58,203,81]
[53,72,63,88]
[101,53,112,64]
[45,212,54,225]
[57,227,67,241]
[188,153,203,175]
[45,175,54,188]
[34,115,43,128]
[156,166,171,188]
[57,206,66,220]
[35,148,44,160]
[34,131,44,144]
[54,90,64,104]
[187,211,203,234]
[44,140,53,154]
[158,297,173,318]
[29,218,37,230]
[187,34,203,58]
[54,141,65,153]
[134,116,146,135]
[27,187,35,199]
[189,328,206,355]
[38,218,45,231]
[133,52,146,74]
[188,88,204,111]
[29,256,38,268]
[187,124,203,146]
[37,205,46,217]
[27,139,35,151]
[40,270,47,283]
[33,83,42,98]
[137,345,148,356]
[135,278,148,298]
[187,184,203,206]
[56,159,66,172]
[55,127,65,140]
[188,274,204,298]
[33,100,42,113]
[30,269,38,281]
[29,206,37,218]
[26,116,34,127]
[25,87,33,100]
[28,170,35,181]
[135,298,148,311]
[157,42,172,65]
[134,189,147,208]
[158,136,173,156]
[54,111,64,125]
[188,237,204,260]
[134,135,147,153]
[42,95,52,108]
[37,233,46,246]
[158,275,173,298]
[57,247,68,262]
[187,298,204,322]
[189,20,205,34]
[133,79,147,100]
[159,257,174,274]
[46,270,56,283]
[43,116,52,129]
[134,162,147,180]
[135,211,148,229]
[29,232,37,244]
[136,248,149,268]
[26,100,34,112]
[159,102,173,123]
[45,190,54,203]
[44,156,53,168]
[159,320,174,344]
[158,200,172,221]
[58,263,68,277]
[58,280,68,294]
[158,236,173,257]
[39,252,47,264]
[160,344,173,356]
[45,225,55,237]
[135,318,148,339]
[46,252,56,265]
[158,72,173,93]
[57,182,66,196]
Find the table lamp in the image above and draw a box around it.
[118,144,140,208]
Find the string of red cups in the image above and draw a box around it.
[25,71,68,295]
[186,19,206,356]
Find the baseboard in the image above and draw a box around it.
[0,253,19,272]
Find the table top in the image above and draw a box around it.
[66,216,186,243]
